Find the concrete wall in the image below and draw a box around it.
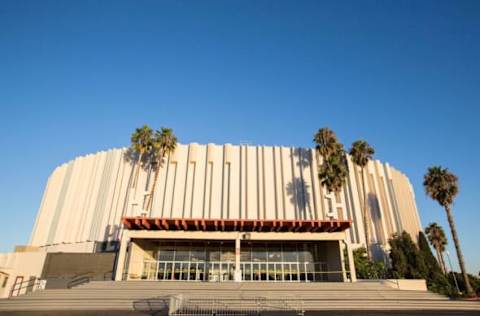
[0,252,47,298]
[127,240,156,280]
[41,252,116,280]
[382,279,428,291]
[29,144,422,253]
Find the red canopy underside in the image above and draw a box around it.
[122,216,351,233]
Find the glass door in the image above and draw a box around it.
[157,262,166,280]
[275,263,283,281]
[165,262,173,280]
[196,262,205,281]
[180,262,189,281]
[208,262,219,282]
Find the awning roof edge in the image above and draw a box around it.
[121,216,352,233]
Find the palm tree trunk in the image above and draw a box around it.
[361,167,371,260]
[445,205,473,295]
[435,247,445,273]
[439,252,447,274]
[146,162,161,213]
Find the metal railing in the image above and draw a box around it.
[169,295,305,316]
[141,259,349,282]
[9,278,45,298]
[66,272,95,289]
[66,270,114,288]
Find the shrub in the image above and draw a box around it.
[353,247,388,279]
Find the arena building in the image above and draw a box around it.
[0,143,422,296]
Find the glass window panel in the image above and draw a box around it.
[165,262,173,280]
[306,263,314,282]
[175,245,190,261]
[173,262,181,280]
[221,263,231,281]
[298,243,314,262]
[275,263,283,281]
[260,264,267,281]
[207,244,220,261]
[141,262,149,280]
[284,263,291,281]
[190,247,206,262]
[252,243,267,262]
[240,243,251,262]
[142,240,332,283]
[208,262,220,282]
[312,243,322,262]
[220,244,235,263]
[188,263,196,281]
[291,263,299,281]
[158,262,166,280]
[268,244,282,262]
[158,247,175,261]
[244,263,252,281]
[180,263,189,281]
[299,263,306,281]
[197,262,205,281]
[267,263,275,281]
[252,264,261,281]
[283,243,297,262]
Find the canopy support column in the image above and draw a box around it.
[343,240,357,282]
[234,233,242,282]
[114,232,130,281]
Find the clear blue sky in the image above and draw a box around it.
[0,0,479,273]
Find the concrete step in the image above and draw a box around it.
[1,301,479,311]
[15,292,446,298]
[1,281,478,312]
[81,281,395,287]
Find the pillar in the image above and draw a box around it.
[114,233,130,281]
[344,240,357,282]
[234,233,242,282]
[339,240,348,282]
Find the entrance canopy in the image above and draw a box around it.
[122,216,351,233]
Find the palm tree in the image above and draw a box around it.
[313,128,344,160]
[130,125,153,188]
[145,128,177,212]
[423,166,473,295]
[314,127,347,195]
[349,140,375,260]
[425,222,448,274]
[318,154,347,193]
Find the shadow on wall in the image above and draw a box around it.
[95,224,121,253]
[368,192,383,235]
[368,192,388,261]
[285,148,314,220]
[124,147,166,171]
[122,148,151,217]
[286,178,311,220]
[103,224,121,242]
[124,147,142,167]
[293,147,311,170]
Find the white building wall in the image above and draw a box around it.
[29,144,422,252]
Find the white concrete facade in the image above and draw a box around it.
[28,143,421,254]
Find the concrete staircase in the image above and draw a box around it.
[0,281,479,313]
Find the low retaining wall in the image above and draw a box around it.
[41,252,116,289]
[381,279,427,291]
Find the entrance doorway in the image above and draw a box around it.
[141,240,235,281]
[138,239,339,282]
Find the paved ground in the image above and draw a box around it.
[1,311,480,316]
